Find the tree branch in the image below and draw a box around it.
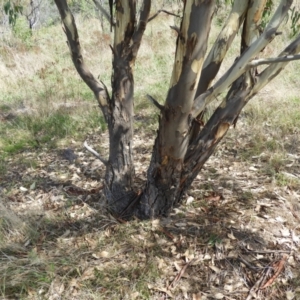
[114,0,136,51]
[196,0,249,97]
[92,0,113,27]
[159,1,215,160]
[131,0,151,58]
[192,0,293,118]
[148,9,181,23]
[54,0,110,123]
[146,94,164,111]
[189,0,249,145]
[83,141,108,165]
[248,54,300,67]
[170,25,181,35]
[241,0,267,53]
[24,0,42,29]
[251,33,300,95]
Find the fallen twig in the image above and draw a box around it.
[158,227,174,240]
[246,266,272,300]
[260,254,288,289]
[240,245,291,254]
[83,140,108,165]
[249,249,291,254]
[238,255,258,271]
[168,258,195,290]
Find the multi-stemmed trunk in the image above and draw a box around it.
[55,0,300,219]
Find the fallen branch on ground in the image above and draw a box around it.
[83,140,108,165]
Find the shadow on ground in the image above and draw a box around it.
[0,143,300,299]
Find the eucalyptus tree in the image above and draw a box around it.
[54,0,300,219]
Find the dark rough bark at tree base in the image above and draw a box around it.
[104,57,135,214]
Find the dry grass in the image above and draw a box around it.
[1,6,300,300]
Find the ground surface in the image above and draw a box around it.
[1,112,300,299]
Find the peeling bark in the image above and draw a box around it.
[137,0,296,219]
[196,0,249,97]
[190,0,249,144]
[137,0,216,219]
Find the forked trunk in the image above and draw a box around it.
[136,0,296,219]
[55,0,300,220]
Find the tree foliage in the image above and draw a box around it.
[3,0,22,26]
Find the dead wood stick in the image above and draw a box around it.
[83,140,108,165]
[158,227,174,240]
[168,258,195,290]
[260,255,288,289]
[246,267,272,300]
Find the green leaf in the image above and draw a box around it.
[3,1,11,14]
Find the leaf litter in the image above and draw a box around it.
[0,119,300,299]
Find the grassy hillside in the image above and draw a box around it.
[0,6,300,299]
